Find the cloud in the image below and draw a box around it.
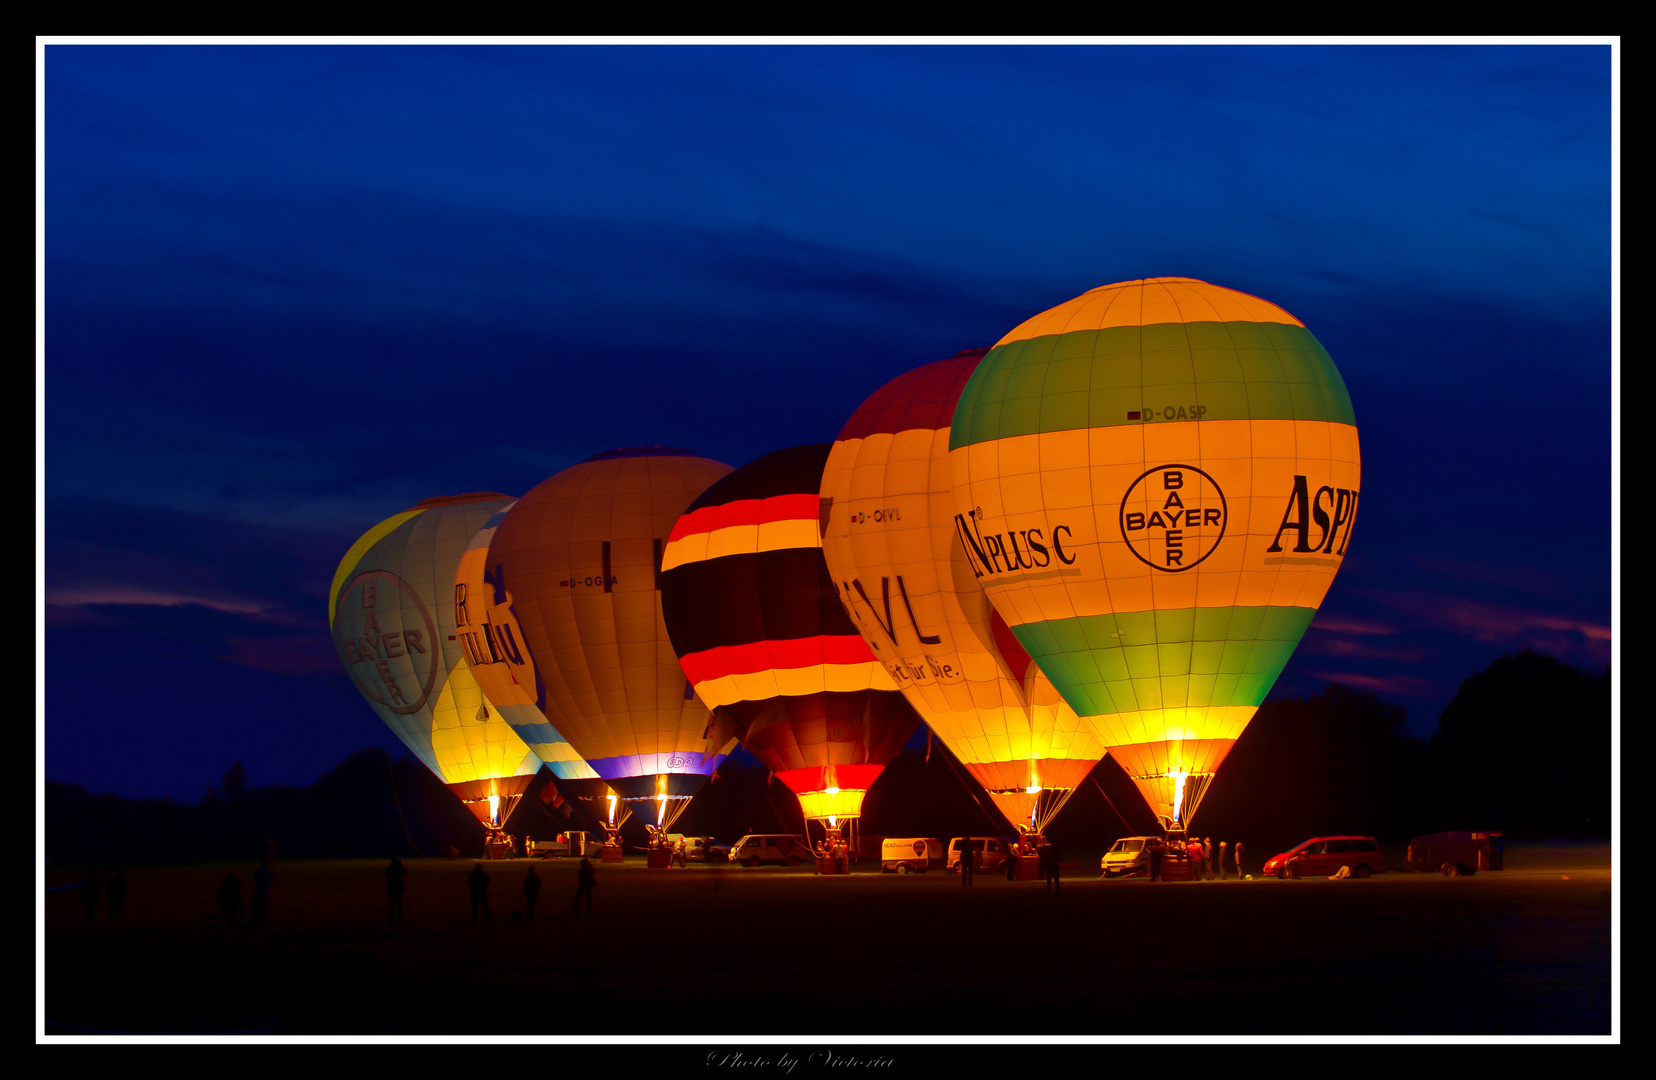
[1307,614,1399,636]
[1306,671,1440,699]
[1298,636,1429,663]
[1369,590,1611,652]
[46,497,355,621]
[44,584,269,615]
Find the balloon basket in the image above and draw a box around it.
[601,846,624,864]
[1162,856,1198,882]
[646,848,672,868]
[816,856,849,875]
[1012,855,1042,880]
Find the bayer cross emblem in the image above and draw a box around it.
[1119,464,1228,572]
[335,570,439,714]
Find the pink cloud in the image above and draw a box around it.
[45,584,268,615]
[1307,614,1399,636]
[44,603,117,627]
[1298,636,1429,663]
[1307,670,1440,698]
[1369,590,1611,648]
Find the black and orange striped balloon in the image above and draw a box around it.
[660,445,920,825]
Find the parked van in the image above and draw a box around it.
[1407,831,1503,875]
[727,834,811,867]
[1099,836,1160,878]
[1263,836,1384,878]
[947,836,1015,873]
[681,837,730,862]
[881,837,943,873]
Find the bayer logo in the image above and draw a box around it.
[1118,465,1228,572]
[335,570,439,714]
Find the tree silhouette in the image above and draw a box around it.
[221,761,249,802]
[1431,649,1610,837]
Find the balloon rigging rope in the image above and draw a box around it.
[385,750,425,858]
[937,745,1008,835]
[1032,785,1079,836]
[762,774,804,836]
[1089,770,1138,836]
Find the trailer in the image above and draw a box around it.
[526,831,598,858]
[881,837,944,873]
[1406,831,1503,875]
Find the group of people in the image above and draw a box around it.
[958,838,1063,892]
[386,855,598,924]
[211,861,275,925]
[812,837,850,874]
[77,868,128,923]
[1142,837,1245,882]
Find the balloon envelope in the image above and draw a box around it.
[661,444,920,824]
[821,351,1108,834]
[454,502,599,784]
[484,448,737,826]
[949,278,1360,828]
[330,493,543,824]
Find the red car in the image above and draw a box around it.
[1263,836,1384,879]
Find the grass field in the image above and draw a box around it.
[42,843,1612,1036]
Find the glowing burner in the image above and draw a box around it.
[1171,771,1189,825]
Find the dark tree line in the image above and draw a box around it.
[46,748,489,864]
[46,649,1610,863]
[1430,649,1610,838]
[1193,649,1609,846]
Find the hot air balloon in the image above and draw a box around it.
[820,351,1109,843]
[949,278,1360,833]
[660,445,921,857]
[329,493,544,842]
[454,503,600,789]
[484,448,738,850]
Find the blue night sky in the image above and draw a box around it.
[41,42,1615,801]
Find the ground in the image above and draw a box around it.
[42,843,1611,1036]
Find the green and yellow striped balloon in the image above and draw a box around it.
[948,278,1360,829]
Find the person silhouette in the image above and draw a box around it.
[522,865,542,920]
[468,863,491,922]
[959,839,974,887]
[105,868,127,922]
[385,858,407,924]
[80,868,101,923]
[1235,841,1245,879]
[1044,841,1062,895]
[574,856,595,916]
[252,861,274,925]
[1218,841,1229,880]
[217,873,241,925]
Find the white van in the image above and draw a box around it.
[881,837,943,873]
[1100,836,1159,877]
[727,834,811,867]
[947,836,1015,873]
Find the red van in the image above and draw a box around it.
[1263,836,1384,878]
